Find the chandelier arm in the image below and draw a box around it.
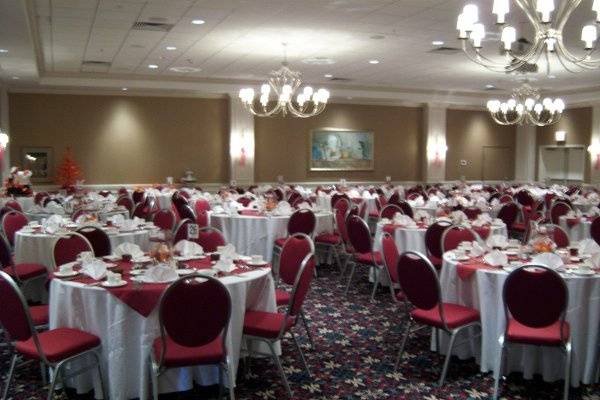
[460,42,511,72]
[513,0,542,31]
[554,43,589,73]
[555,39,600,68]
[245,101,283,118]
[286,101,318,118]
[555,0,583,32]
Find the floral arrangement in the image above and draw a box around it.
[4,167,33,197]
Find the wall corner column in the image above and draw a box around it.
[0,87,10,182]
[422,104,447,183]
[590,105,600,185]
[514,124,536,183]
[228,94,255,185]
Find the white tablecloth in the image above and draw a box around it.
[559,216,592,243]
[0,196,35,212]
[49,268,276,399]
[439,253,600,386]
[210,212,333,262]
[15,228,157,269]
[315,194,378,215]
[25,210,130,223]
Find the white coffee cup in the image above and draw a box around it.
[107,272,121,284]
[251,254,263,264]
[216,246,226,253]
[59,264,74,274]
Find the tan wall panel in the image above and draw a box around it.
[254,103,423,182]
[446,109,516,181]
[9,93,229,184]
[535,107,592,182]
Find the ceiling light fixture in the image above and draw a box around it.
[122,87,128,91]
[485,84,496,89]
[148,64,158,69]
[457,1,600,74]
[369,59,380,64]
[324,74,333,78]
[486,83,565,126]
[432,40,445,46]
[166,46,177,51]
[0,49,7,53]
[239,43,330,118]
[191,19,205,25]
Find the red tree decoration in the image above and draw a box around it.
[55,147,83,188]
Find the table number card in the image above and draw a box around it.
[187,223,199,239]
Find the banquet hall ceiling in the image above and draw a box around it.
[3,0,600,97]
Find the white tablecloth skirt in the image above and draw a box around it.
[0,196,35,212]
[25,210,130,223]
[210,212,333,262]
[49,269,276,400]
[439,253,600,386]
[559,216,592,243]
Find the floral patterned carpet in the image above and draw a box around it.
[2,265,599,399]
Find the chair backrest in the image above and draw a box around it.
[5,200,22,212]
[0,271,36,342]
[381,232,399,283]
[346,215,372,254]
[287,253,316,319]
[2,211,28,247]
[388,191,400,205]
[380,204,402,220]
[52,232,94,268]
[117,196,134,216]
[156,274,231,366]
[515,190,535,207]
[76,226,112,257]
[178,190,191,199]
[550,201,572,225]
[331,193,349,209]
[195,227,226,252]
[499,194,513,204]
[335,205,351,245]
[287,209,316,237]
[195,210,209,228]
[173,219,192,244]
[591,217,600,245]
[503,265,568,342]
[172,192,189,209]
[132,202,148,219]
[538,223,570,248]
[194,199,211,213]
[34,192,49,205]
[332,197,351,216]
[397,201,414,218]
[132,190,146,205]
[279,233,315,286]
[397,251,441,312]
[153,209,176,231]
[441,225,478,252]
[497,202,519,228]
[177,203,196,221]
[425,220,453,259]
[0,206,14,222]
[464,207,482,220]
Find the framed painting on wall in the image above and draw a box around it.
[21,147,53,183]
[309,128,374,171]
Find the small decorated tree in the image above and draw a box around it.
[55,147,83,189]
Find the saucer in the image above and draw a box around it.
[247,261,268,267]
[176,269,196,275]
[101,280,128,287]
[54,270,78,278]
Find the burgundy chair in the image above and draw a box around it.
[441,225,479,253]
[515,190,535,208]
[538,223,570,248]
[550,201,572,225]
[150,274,231,400]
[195,209,209,228]
[132,202,148,220]
[425,220,453,269]
[394,251,481,386]
[98,190,111,197]
[0,271,106,399]
[152,209,177,231]
[178,190,191,199]
[243,253,316,397]
[34,192,49,205]
[117,195,134,217]
[5,200,22,212]
[172,219,193,245]
[194,199,211,214]
[287,191,302,205]
[591,217,600,245]
[493,265,571,400]
[388,191,401,205]
[314,204,347,273]
[172,192,189,210]
[397,201,414,218]
[52,232,94,268]
[344,215,383,300]
[496,202,519,231]
[0,206,14,223]
[273,209,316,249]
[499,194,513,204]
[380,232,403,303]
[237,196,253,207]
[132,190,146,205]
[330,193,349,209]
[117,187,128,196]
[0,234,46,287]
[275,233,315,349]
[195,227,226,253]
[464,207,482,220]
[76,226,112,257]
[177,203,196,222]
[2,211,29,248]
[380,204,403,220]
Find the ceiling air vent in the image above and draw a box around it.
[81,60,111,72]
[428,46,461,55]
[329,77,351,82]
[132,21,174,32]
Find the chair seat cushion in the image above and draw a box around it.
[368,211,380,218]
[411,303,480,330]
[274,238,286,248]
[30,305,49,326]
[275,288,291,307]
[512,222,527,232]
[506,318,570,346]
[315,233,340,245]
[152,335,224,368]
[354,251,383,266]
[16,328,101,363]
[3,263,47,280]
[243,310,295,339]
[428,254,443,268]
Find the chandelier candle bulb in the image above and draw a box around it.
[594,0,600,21]
[462,4,479,31]
[501,26,516,50]
[492,0,509,24]
[582,25,597,50]
[470,23,486,48]
[537,0,555,23]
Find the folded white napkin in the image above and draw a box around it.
[348,189,360,198]
[471,241,488,257]
[484,250,508,267]
[590,253,600,268]
[450,210,467,224]
[212,205,225,214]
[273,201,293,216]
[531,252,564,269]
[393,213,414,226]
[78,251,95,265]
[588,206,600,217]
[45,202,65,215]
[213,259,236,273]
[413,210,430,221]
[142,264,178,283]
[578,239,600,256]
[380,218,391,225]
[113,242,144,258]
[436,216,452,224]
[175,240,204,257]
[486,234,508,249]
[80,259,109,280]
[218,243,236,259]
[472,213,492,227]
[296,201,312,210]
[109,214,126,226]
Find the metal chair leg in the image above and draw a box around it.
[40,362,47,386]
[91,350,107,399]
[333,246,342,271]
[299,311,315,350]
[370,269,380,302]
[218,364,225,400]
[47,362,65,400]
[344,263,356,296]
[2,353,17,400]
[340,254,350,281]
[394,319,412,371]
[438,330,458,386]
[266,340,292,398]
[563,342,572,400]
[149,359,159,400]
[291,331,311,378]
[492,337,506,400]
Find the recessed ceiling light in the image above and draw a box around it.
[368,59,380,64]
[122,87,128,91]
[148,64,159,69]
[548,74,556,79]
[324,74,333,78]
[485,84,495,89]
[0,49,8,53]
[11,76,19,80]
[169,66,201,73]
[432,40,444,46]
[191,19,205,25]
[165,46,177,51]
[302,57,336,65]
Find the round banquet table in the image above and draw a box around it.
[373,221,508,254]
[210,211,333,262]
[559,215,593,243]
[49,263,276,400]
[14,227,158,269]
[314,194,378,215]
[572,202,596,214]
[0,196,35,212]
[25,209,130,223]
[438,252,600,386]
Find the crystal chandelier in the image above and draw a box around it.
[238,45,330,118]
[457,0,600,73]
[486,84,565,126]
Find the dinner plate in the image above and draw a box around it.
[54,270,79,278]
[174,255,204,261]
[176,269,196,275]
[129,269,145,276]
[455,255,470,261]
[101,280,128,288]
[133,256,153,263]
[573,269,595,276]
[246,261,269,267]
[103,255,121,261]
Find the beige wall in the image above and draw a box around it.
[9,93,229,184]
[536,107,592,182]
[254,103,423,182]
[445,109,517,181]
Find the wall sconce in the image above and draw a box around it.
[555,130,566,142]
[230,128,254,168]
[427,139,448,166]
[588,141,600,170]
